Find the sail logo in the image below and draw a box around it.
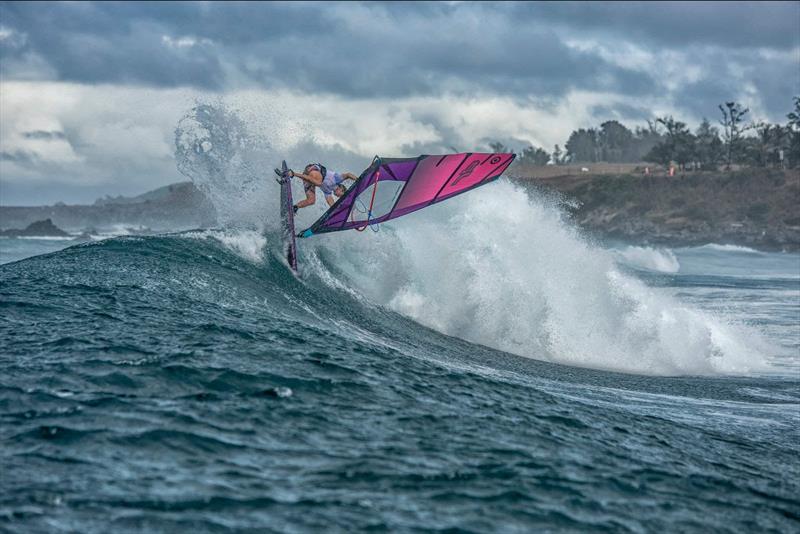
[451,160,480,186]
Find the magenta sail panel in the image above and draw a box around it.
[298,152,515,237]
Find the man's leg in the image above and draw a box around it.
[295,188,316,209]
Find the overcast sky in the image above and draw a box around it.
[1,1,798,205]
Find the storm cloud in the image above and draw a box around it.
[0,1,797,205]
[0,2,651,98]
[3,2,795,102]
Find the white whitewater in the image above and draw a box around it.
[173,102,772,377]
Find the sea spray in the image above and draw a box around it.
[175,102,280,231]
[307,180,769,376]
[183,229,268,264]
[174,101,362,234]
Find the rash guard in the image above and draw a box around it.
[320,171,344,197]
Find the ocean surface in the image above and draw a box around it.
[1,188,798,532]
[3,105,799,531]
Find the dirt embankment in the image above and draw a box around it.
[511,168,800,251]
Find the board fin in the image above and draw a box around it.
[274,160,291,184]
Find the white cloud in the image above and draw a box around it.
[566,37,705,95]
[1,82,194,188]
[0,83,82,167]
[0,77,773,204]
[0,25,27,47]
[161,35,213,49]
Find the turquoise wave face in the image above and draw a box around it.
[1,233,798,532]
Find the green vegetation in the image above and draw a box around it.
[495,97,800,171]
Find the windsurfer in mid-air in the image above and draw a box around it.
[281,163,358,213]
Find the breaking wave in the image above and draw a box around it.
[172,102,772,376]
[614,245,681,273]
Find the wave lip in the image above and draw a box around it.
[182,229,268,263]
[699,243,761,254]
[615,246,681,273]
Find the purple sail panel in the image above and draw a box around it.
[435,153,515,202]
[383,159,418,181]
[324,201,355,227]
[391,154,467,213]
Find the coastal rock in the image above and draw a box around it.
[0,218,70,238]
[0,182,216,233]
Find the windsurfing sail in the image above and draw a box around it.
[298,152,515,237]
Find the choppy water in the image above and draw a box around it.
[1,213,798,532]
[0,237,76,266]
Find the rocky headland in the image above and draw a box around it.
[511,168,800,252]
[0,218,71,238]
[0,182,215,234]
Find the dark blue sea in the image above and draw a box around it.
[3,105,799,532]
[1,213,798,533]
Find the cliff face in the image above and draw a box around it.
[513,169,800,251]
[0,182,216,232]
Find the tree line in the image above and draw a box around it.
[496,97,800,170]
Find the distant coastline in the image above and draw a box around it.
[511,167,800,252]
[0,182,215,234]
[2,169,797,252]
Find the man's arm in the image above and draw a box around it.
[342,172,359,182]
[325,195,336,207]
